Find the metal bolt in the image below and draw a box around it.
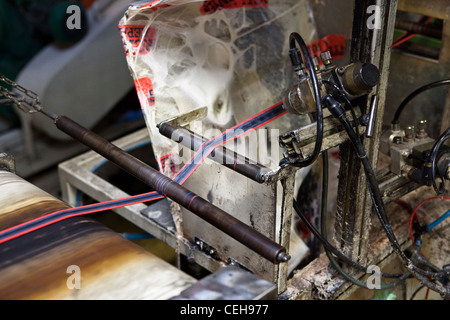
[405,125,415,141]
[313,56,320,71]
[417,119,427,130]
[320,51,332,66]
[416,120,428,139]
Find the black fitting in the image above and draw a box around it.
[323,95,345,120]
[289,47,304,72]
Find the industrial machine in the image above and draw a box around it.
[0,0,449,300]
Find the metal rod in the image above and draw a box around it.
[158,123,271,183]
[54,115,289,264]
[365,95,378,138]
[395,19,443,40]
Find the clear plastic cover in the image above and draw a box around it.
[119,0,316,176]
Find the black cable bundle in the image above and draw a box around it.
[285,33,450,297]
[320,95,450,298]
[283,32,324,168]
[429,127,450,194]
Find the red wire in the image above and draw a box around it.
[392,34,417,48]
[392,16,432,48]
[0,103,287,244]
[394,198,414,214]
[408,196,450,243]
[407,196,449,300]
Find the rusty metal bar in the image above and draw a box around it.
[395,19,443,39]
[158,122,271,183]
[54,115,289,264]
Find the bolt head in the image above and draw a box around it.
[417,120,427,131]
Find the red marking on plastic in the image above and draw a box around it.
[307,34,346,62]
[139,0,170,10]
[158,153,176,174]
[134,77,155,108]
[119,25,155,56]
[200,0,268,14]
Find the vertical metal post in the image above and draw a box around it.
[276,166,297,293]
[334,0,398,267]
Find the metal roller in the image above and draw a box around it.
[53,115,289,264]
[0,171,196,299]
[158,122,271,183]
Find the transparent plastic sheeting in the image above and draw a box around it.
[119,0,316,176]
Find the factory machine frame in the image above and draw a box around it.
[57,0,398,296]
[58,0,450,299]
[2,0,450,299]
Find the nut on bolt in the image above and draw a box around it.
[405,125,415,141]
[320,51,332,66]
[416,120,428,139]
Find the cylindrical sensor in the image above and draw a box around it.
[283,76,316,115]
[341,62,380,96]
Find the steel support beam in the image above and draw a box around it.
[334,0,398,267]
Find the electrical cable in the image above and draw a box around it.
[286,32,324,168]
[392,79,450,125]
[323,95,450,298]
[392,16,432,49]
[292,199,406,279]
[319,152,410,289]
[392,33,417,49]
[321,79,361,139]
[292,152,408,283]
[428,209,450,232]
[409,284,426,300]
[407,197,450,292]
[408,196,450,244]
[429,127,450,194]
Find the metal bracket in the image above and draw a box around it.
[157,106,208,129]
[194,237,220,261]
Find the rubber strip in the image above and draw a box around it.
[0,102,286,244]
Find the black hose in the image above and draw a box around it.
[287,32,324,168]
[323,95,450,298]
[429,127,450,194]
[392,79,450,125]
[409,284,426,300]
[293,153,407,280]
[321,79,361,139]
[318,152,410,289]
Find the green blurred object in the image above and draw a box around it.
[394,29,442,49]
[0,0,88,126]
[371,288,397,300]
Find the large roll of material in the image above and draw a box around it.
[0,171,196,300]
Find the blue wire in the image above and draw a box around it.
[0,103,286,243]
[428,209,450,231]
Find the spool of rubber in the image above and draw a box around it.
[0,170,195,299]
